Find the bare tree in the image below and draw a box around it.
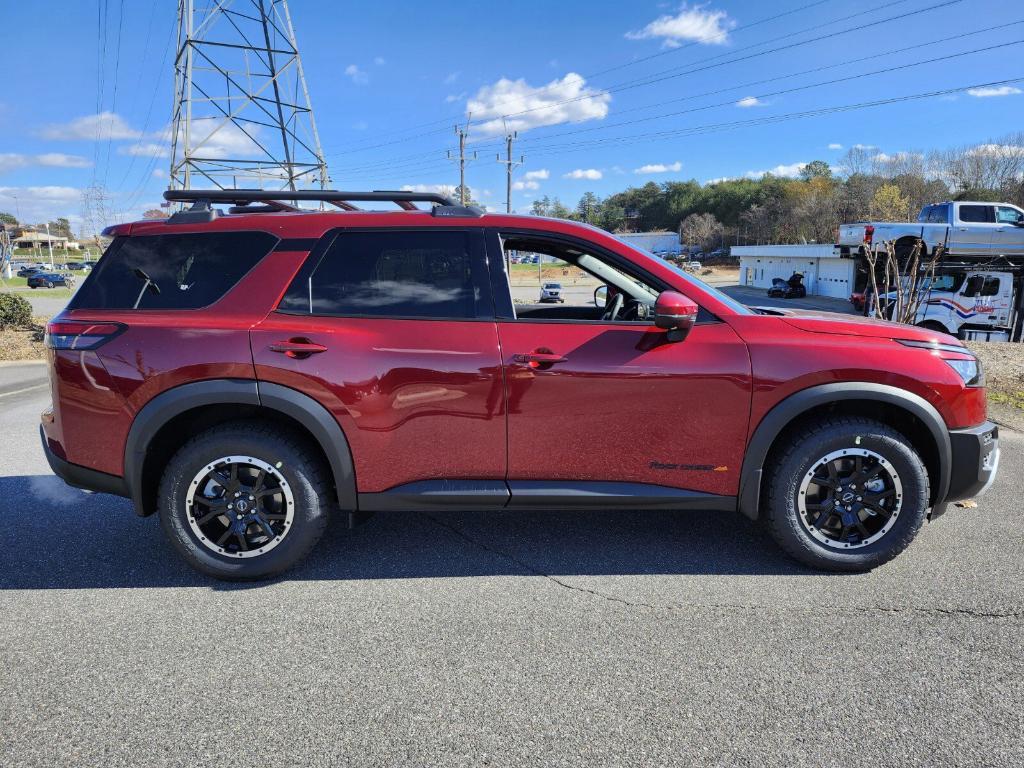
[679,212,724,252]
[865,240,943,325]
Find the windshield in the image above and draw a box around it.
[613,237,753,315]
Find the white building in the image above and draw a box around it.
[734,244,857,299]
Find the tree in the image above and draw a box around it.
[548,197,572,220]
[531,195,551,216]
[451,185,478,207]
[870,183,912,221]
[679,212,724,252]
[142,209,170,220]
[48,217,73,239]
[0,212,17,227]
[799,160,832,181]
[575,192,601,223]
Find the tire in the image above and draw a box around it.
[764,416,929,572]
[46,281,54,288]
[916,320,949,335]
[158,420,333,580]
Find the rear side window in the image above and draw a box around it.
[69,231,277,310]
[958,205,993,223]
[279,230,489,319]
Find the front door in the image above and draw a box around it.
[993,205,1024,256]
[949,204,996,254]
[490,232,752,504]
[252,228,507,505]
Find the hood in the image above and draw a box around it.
[753,306,962,344]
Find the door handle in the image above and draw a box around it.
[269,338,327,359]
[513,349,567,368]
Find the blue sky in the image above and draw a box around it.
[1,0,1022,229]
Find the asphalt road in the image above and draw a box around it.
[1,366,1022,767]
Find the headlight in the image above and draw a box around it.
[944,357,984,387]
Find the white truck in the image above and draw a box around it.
[873,269,1018,340]
[838,200,1024,257]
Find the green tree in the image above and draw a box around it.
[531,195,551,216]
[0,212,17,227]
[451,185,478,206]
[548,197,573,220]
[870,183,912,221]
[48,217,73,239]
[575,192,601,223]
[799,160,832,181]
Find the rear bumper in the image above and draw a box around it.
[40,426,129,498]
[945,421,1000,502]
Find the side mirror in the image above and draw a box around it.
[654,290,699,342]
[594,284,608,308]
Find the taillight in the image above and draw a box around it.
[45,321,125,350]
[863,225,875,243]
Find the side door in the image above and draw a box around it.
[949,204,996,254]
[993,205,1024,256]
[487,231,752,507]
[251,227,508,508]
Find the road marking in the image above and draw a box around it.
[0,383,48,399]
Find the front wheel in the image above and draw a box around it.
[158,421,333,580]
[764,416,930,572]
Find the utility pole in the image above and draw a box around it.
[169,0,328,192]
[496,132,523,214]
[448,119,477,205]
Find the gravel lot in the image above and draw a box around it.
[1,366,1022,767]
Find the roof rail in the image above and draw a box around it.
[162,188,456,208]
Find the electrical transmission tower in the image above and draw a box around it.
[169,0,329,192]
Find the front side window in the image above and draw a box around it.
[996,206,1023,224]
[280,230,488,319]
[958,205,993,223]
[69,231,278,310]
[980,277,1000,297]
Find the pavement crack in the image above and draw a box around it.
[419,513,1024,621]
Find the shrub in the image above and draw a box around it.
[0,293,33,329]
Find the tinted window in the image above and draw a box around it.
[927,204,949,223]
[980,277,1000,297]
[958,205,993,223]
[280,230,487,319]
[70,232,277,310]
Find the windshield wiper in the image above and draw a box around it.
[132,268,161,309]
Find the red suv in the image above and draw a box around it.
[41,189,1000,580]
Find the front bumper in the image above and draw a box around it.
[945,421,1000,502]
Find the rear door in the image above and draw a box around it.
[949,204,996,254]
[251,228,507,506]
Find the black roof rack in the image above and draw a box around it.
[161,188,484,224]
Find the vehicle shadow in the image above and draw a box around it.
[0,474,812,590]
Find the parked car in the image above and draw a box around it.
[66,261,91,271]
[767,272,807,299]
[539,282,564,303]
[28,272,73,289]
[41,188,999,581]
[17,266,42,278]
[837,200,1024,257]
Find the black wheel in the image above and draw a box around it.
[46,281,54,288]
[158,421,333,580]
[916,320,949,335]
[764,416,929,572]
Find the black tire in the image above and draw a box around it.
[764,416,929,572]
[46,281,54,288]
[916,320,949,335]
[158,420,333,580]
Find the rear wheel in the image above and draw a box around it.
[764,416,929,572]
[916,320,949,334]
[158,421,333,580]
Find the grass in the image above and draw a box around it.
[0,277,75,298]
[989,391,1024,411]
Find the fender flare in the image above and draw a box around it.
[737,383,951,520]
[124,379,357,516]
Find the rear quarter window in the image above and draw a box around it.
[69,231,278,310]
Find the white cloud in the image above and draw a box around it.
[626,4,735,48]
[152,168,166,179]
[41,111,141,141]
[705,176,734,185]
[159,119,265,159]
[967,143,1024,158]
[745,161,807,179]
[0,185,83,223]
[853,143,877,150]
[344,64,368,85]
[373,56,386,66]
[634,161,682,174]
[400,183,457,196]
[0,152,91,173]
[564,168,602,180]
[512,180,540,191]
[445,93,466,104]
[467,73,610,135]
[872,151,923,164]
[118,142,169,158]
[828,143,843,150]
[444,71,460,85]
[966,86,1022,98]
[523,169,549,180]
[735,96,765,108]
